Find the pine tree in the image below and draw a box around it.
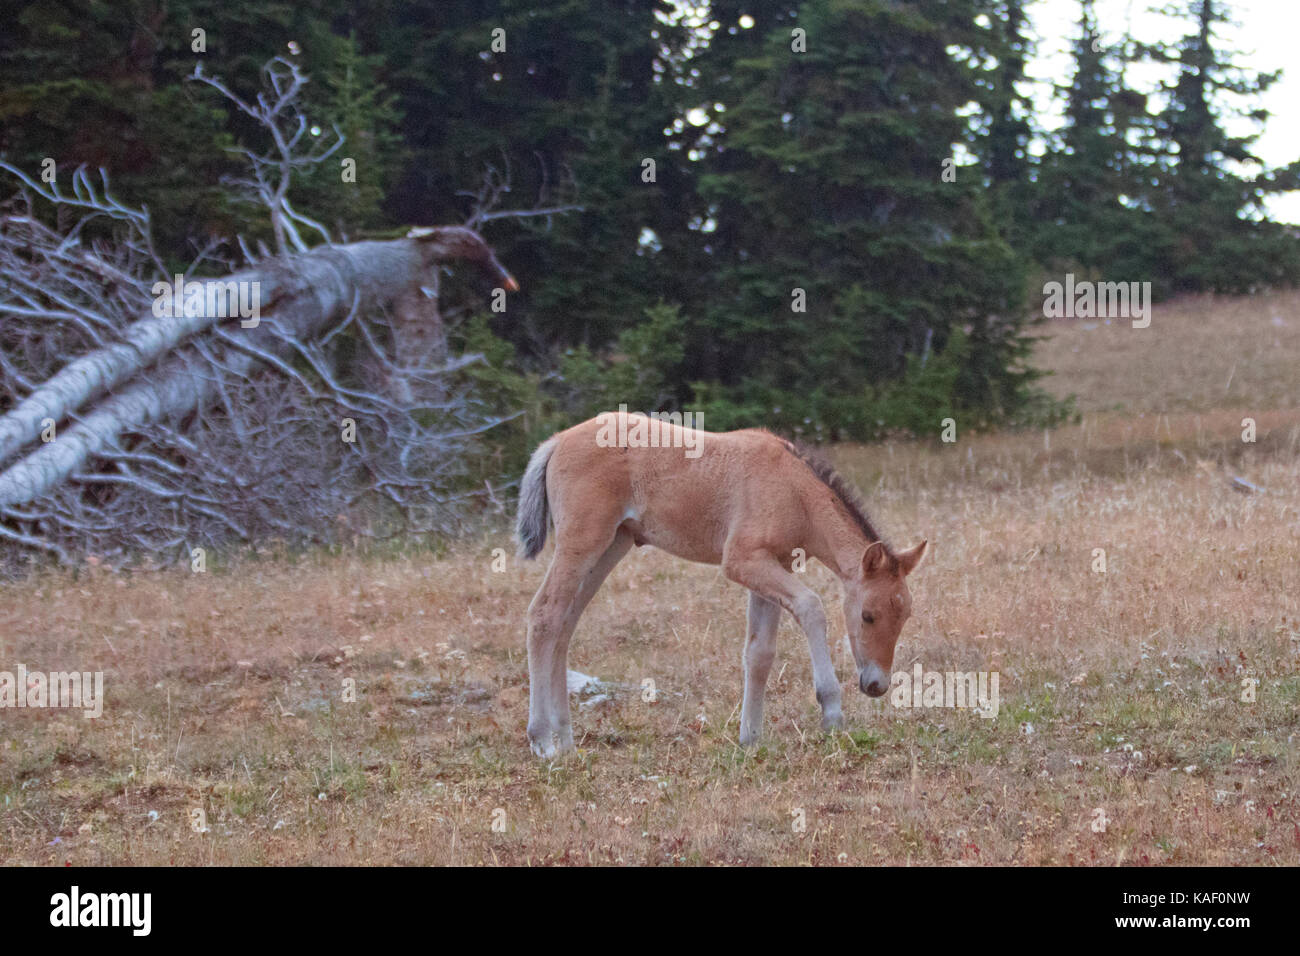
[1032,1,1121,267]
[979,0,1036,248]
[295,32,406,238]
[0,0,376,263]
[356,0,691,351]
[691,0,1034,436]
[1143,0,1300,293]
[0,0,241,264]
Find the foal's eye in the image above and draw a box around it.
[862,612,875,625]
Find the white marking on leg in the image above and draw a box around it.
[526,597,559,756]
[793,592,842,730]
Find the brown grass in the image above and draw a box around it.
[1033,289,1300,415]
[2,292,1299,865]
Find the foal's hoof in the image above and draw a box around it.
[821,712,844,733]
[528,730,575,759]
[529,738,558,759]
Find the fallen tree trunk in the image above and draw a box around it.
[1,56,542,571]
[0,227,516,508]
[0,264,280,465]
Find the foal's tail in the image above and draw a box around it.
[516,435,558,560]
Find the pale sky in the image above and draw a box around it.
[1026,0,1300,222]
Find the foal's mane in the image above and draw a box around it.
[773,435,888,550]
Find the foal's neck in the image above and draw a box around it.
[810,501,876,582]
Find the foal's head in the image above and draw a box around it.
[843,540,927,697]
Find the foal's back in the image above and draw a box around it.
[547,415,805,565]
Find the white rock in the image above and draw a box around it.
[566,670,603,695]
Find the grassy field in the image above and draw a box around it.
[2,292,1299,865]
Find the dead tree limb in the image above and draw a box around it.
[0,55,553,572]
[0,227,516,507]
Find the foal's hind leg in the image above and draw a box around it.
[525,521,625,758]
[547,528,633,752]
[739,591,780,747]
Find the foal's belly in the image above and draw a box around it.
[620,518,723,566]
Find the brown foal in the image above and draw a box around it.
[516,411,927,758]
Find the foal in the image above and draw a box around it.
[515,412,927,758]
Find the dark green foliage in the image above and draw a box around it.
[352,0,692,349]
[293,31,407,239]
[976,0,1036,249]
[1142,0,1300,293]
[1027,0,1300,298]
[2,0,1296,462]
[682,0,1046,438]
[553,303,689,420]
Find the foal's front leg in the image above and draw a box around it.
[740,591,780,747]
[796,589,844,732]
[724,551,843,734]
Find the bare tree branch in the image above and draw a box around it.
[0,58,526,572]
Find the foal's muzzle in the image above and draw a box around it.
[859,662,889,697]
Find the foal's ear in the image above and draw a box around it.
[861,541,891,576]
[896,540,928,576]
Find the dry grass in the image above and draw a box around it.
[1033,288,1300,415]
[2,293,1299,865]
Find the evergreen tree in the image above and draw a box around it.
[672,1,806,385]
[295,32,406,239]
[1031,1,1127,268]
[0,0,374,263]
[1025,0,1181,291]
[1143,0,1300,292]
[978,0,1036,248]
[692,0,1034,436]
[0,0,238,264]
[356,0,691,352]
